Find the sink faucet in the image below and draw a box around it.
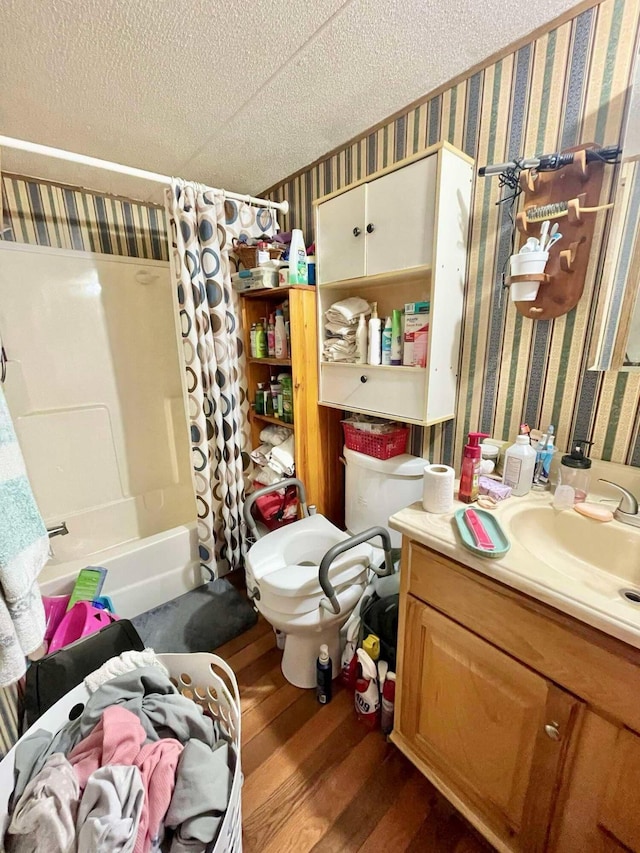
[599,480,640,528]
[47,522,69,538]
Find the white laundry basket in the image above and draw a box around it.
[0,652,242,852]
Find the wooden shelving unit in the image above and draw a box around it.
[240,286,344,526]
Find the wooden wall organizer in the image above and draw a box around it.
[508,144,607,320]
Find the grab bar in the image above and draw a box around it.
[319,526,394,615]
[243,478,309,542]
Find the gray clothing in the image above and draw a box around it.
[164,739,233,853]
[6,752,79,853]
[76,765,144,853]
[12,668,219,804]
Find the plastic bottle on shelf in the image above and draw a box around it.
[267,314,276,358]
[368,302,382,365]
[274,310,289,359]
[502,433,537,497]
[381,317,392,365]
[391,309,403,365]
[288,230,308,284]
[255,320,267,358]
[279,373,294,424]
[250,323,257,358]
[356,314,368,365]
[458,431,490,503]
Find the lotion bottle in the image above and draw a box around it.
[458,431,489,503]
[356,314,368,365]
[274,309,288,359]
[368,302,381,365]
[381,317,392,365]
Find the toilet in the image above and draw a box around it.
[244,450,429,689]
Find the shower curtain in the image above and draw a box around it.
[166,182,278,577]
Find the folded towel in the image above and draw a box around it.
[0,388,48,687]
[268,435,295,477]
[325,297,370,325]
[254,466,283,487]
[325,321,359,338]
[322,352,357,363]
[249,444,273,467]
[259,425,290,446]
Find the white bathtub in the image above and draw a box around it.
[39,520,201,619]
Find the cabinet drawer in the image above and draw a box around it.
[320,363,426,422]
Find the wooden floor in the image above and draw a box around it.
[215,616,492,853]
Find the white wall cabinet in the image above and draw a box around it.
[315,142,473,426]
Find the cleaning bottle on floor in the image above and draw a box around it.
[340,618,360,689]
[380,672,396,735]
[316,644,332,705]
[355,648,380,728]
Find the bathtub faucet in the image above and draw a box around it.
[47,522,69,538]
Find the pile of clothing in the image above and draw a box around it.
[5,650,234,853]
[250,425,295,488]
[322,297,370,363]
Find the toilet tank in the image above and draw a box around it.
[344,447,429,547]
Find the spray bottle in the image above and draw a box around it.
[458,431,489,503]
[316,644,332,705]
[381,672,396,735]
[355,648,380,728]
[340,618,360,690]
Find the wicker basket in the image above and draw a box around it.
[232,240,284,270]
[342,421,409,460]
[0,652,243,852]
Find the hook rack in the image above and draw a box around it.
[509,143,609,320]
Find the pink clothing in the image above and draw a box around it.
[133,739,183,853]
[68,705,146,789]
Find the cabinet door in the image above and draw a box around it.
[365,156,436,276]
[553,711,640,852]
[316,184,366,283]
[398,596,580,852]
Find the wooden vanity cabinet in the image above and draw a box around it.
[393,538,640,853]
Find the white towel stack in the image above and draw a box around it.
[251,426,295,486]
[322,297,370,363]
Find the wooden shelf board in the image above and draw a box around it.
[320,361,426,372]
[318,265,431,290]
[239,285,315,300]
[248,357,292,367]
[250,412,295,430]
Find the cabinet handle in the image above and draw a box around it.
[353,227,361,237]
[544,722,561,741]
[360,375,368,384]
[366,223,375,233]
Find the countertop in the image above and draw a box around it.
[389,464,640,650]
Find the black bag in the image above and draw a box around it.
[360,593,399,671]
[24,619,144,728]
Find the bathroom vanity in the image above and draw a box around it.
[390,476,640,853]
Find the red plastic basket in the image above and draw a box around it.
[342,422,409,460]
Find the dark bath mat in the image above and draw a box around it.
[130,578,258,654]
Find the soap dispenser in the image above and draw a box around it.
[559,440,593,503]
[458,431,490,504]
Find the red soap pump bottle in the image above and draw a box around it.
[458,431,489,503]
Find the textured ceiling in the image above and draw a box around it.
[0,0,582,204]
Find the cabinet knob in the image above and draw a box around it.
[360,375,368,384]
[353,227,361,237]
[366,223,375,233]
[544,722,561,741]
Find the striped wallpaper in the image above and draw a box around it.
[1,174,168,261]
[266,0,640,469]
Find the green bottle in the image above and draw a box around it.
[279,372,294,424]
[255,320,267,358]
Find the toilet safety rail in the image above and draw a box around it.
[243,478,310,543]
[319,526,394,616]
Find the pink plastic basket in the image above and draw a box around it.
[342,422,409,460]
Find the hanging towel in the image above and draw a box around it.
[0,388,48,687]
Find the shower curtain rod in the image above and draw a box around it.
[0,135,289,215]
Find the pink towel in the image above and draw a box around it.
[68,705,146,789]
[133,739,183,853]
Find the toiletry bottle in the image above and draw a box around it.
[355,649,380,729]
[255,320,267,359]
[391,309,403,365]
[250,323,257,358]
[458,432,490,503]
[502,434,537,496]
[316,644,332,705]
[288,229,308,285]
[381,317,392,365]
[340,619,360,690]
[356,314,368,365]
[267,314,276,358]
[279,372,294,424]
[368,302,382,365]
[559,440,593,503]
[274,309,288,359]
[257,241,270,266]
[380,672,396,735]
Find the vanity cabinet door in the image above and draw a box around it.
[397,595,581,853]
[552,710,640,852]
[316,184,366,284]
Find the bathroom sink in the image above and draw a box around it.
[506,504,640,587]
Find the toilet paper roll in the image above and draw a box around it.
[422,464,455,514]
